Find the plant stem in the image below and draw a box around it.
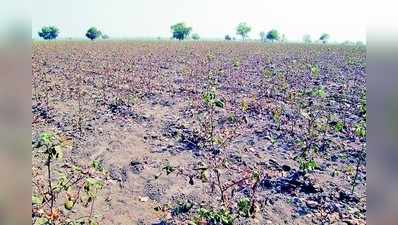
[89,198,95,222]
[215,169,225,204]
[78,82,83,135]
[250,178,260,215]
[351,154,362,194]
[47,153,54,212]
[223,176,250,191]
[209,105,215,150]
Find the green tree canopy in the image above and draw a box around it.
[225,35,232,41]
[171,23,192,40]
[320,33,330,44]
[236,23,251,40]
[38,26,59,40]
[266,29,279,42]
[86,27,102,41]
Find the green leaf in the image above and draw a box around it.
[34,217,50,225]
[310,65,320,78]
[200,169,209,182]
[162,164,175,175]
[91,160,104,172]
[84,178,104,199]
[54,173,68,192]
[335,121,344,132]
[252,170,260,181]
[240,100,249,112]
[202,91,216,105]
[214,99,224,108]
[32,195,43,205]
[312,87,326,98]
[262,68,272,78]
[238,197,251,217]
[39,132,55,146]
[299,159,318,172]
[355,124,366,138]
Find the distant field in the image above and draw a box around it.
[32,41,366,225]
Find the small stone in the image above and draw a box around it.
[139,196,149,202]
[306,200,319,208]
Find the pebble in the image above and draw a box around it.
[139,196,149,202]
[306,200,319,208]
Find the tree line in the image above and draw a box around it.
[37,22,332,44]
[38,26,109,41]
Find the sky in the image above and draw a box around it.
[32,0,366,42]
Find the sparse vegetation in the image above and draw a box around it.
[32,132,105,225]
[33,41,366,224]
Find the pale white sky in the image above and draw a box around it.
[32,0,366,42]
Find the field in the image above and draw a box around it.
[32,41,366,225]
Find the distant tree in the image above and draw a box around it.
[191,33,200,40]
[236,22,251,40]
[86,27,102,41]
[171,22,192,40]
[259,31,266,42]
[266,29,279,42]
[38,26,59,40]
[225,35,232,41]
[319,33,330,44]
[101,34,110,39]
[303,34,312,44]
